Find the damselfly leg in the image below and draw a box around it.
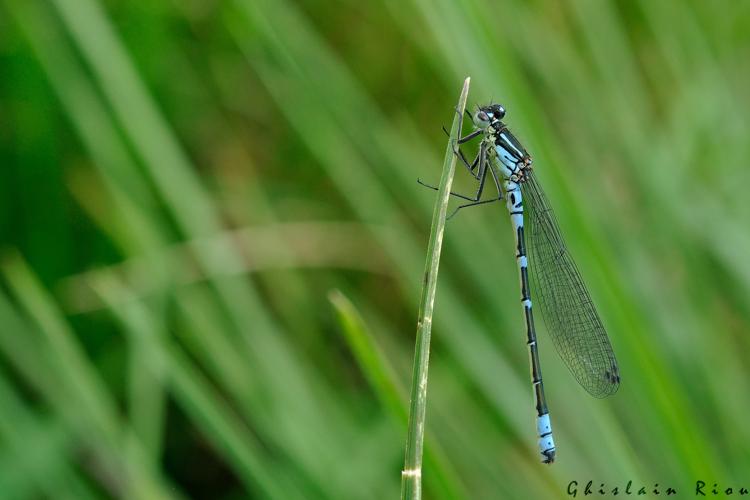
[441,123,484,144]
[418,140,503,218]
[420,111,504,217]
[438,131,481,179]
[442,111,482,178]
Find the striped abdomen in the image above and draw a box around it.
[494,130,556,463]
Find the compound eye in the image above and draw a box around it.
[494,105,506,119]
[477,110,490,122]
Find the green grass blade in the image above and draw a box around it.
[401,77,469,500]
[88,273,299,499]
[0,374,97,500]
[0,252,182,500]
[329,290,407,420]
[330,289,466,500]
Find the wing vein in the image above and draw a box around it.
[523,171,620,397]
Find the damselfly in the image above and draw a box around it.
[423,103,620,463]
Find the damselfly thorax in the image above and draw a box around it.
[483,119,533,184]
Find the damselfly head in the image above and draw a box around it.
[473,103,506,129]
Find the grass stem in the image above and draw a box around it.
[400,77,470,500]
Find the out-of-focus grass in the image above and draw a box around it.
[1,0,750,498]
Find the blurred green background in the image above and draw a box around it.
[2,0,750,498]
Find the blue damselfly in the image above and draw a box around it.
[422,103,620,463]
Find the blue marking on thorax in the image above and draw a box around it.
[492,126,528,179]
[500,132,525,158]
